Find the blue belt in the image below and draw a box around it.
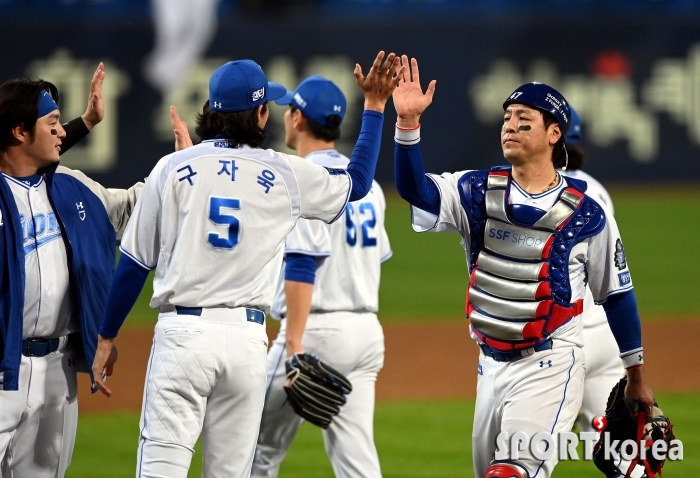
[175,306,265,325]
[22,336,69,357]
[479,339,553,362]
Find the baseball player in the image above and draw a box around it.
[0,65,143,477]
[391,56,655,478]
[91,52,403,478]
[557,109,646,478]
[251,76,391,478]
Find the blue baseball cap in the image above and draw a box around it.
[565,107,581,145]
[503,82,571,136]
[209,60,286,113]
[275,76,346,127]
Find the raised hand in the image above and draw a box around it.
[354,51,406,113]
[170,105,193,151]
[392,55,436,128]
[82,62,106,130]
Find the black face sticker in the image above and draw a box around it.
[50,129,57,135]
[518,125,531,131]
[614,238,627,270]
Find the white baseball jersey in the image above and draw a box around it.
[4,174,75,340]
[411,171,633,347]
[270,149,391,319]
[560,168,615,327]
[120,141,351,313]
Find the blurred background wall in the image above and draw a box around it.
[1,0,700,188]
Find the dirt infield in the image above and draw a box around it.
[77,319,698,413]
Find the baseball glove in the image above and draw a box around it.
[593,376,675,478]
[283,353,352,429]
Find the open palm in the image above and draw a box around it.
[393,56,436,127]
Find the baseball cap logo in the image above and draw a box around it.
[213,101,222,108]
[251,87,265,102]
[333,105,342,112]
[509,92,523,100]
[293,92,308,108]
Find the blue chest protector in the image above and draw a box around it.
[456,167,606,351]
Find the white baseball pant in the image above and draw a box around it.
[251,311,384,478]
[579,322,625,433]
[135,308,268,478]
[472,344,585,478]
[0,339,79,477]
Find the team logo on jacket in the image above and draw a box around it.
[614,238,627,270]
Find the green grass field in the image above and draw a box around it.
[69,393,696,477]
[122,186,700,327]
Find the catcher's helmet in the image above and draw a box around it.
[503,82,571,136]
[565,107,581,145]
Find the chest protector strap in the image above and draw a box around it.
[467,170,584,352]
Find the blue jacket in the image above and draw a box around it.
[0,164,141,391]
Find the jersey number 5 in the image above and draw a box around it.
[208,197,240,249]
[346,202,377,247]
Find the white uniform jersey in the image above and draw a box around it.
[270,150,391,319]
[411,171,632,348]
[4,174,75,340]
[560,168,615,328]
[121,141,351,313]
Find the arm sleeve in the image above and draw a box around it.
[602,289,644,368]
[55,166,144,239]
[394,142,440,215]
[98,253,150,338]
[346,110,384,201]
[284,253,318,285]
[59,117,90,155]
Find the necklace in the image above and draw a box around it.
[540,172,560,193]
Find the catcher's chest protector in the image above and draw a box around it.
[464,170,590,352]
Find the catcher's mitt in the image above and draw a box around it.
[283,353,353,429]
[593,377,675,478]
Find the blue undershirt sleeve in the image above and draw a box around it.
[284,253,318,285]
[99,253,150,338]
[601,289,642,354]
[347,110,384,201]
[394,143,441,215]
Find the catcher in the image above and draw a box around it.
[593,377,677,478]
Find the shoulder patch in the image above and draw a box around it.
[614,238,627,270]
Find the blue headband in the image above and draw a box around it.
[37,90,59,119]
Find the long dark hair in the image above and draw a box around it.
[195,101,268,148]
